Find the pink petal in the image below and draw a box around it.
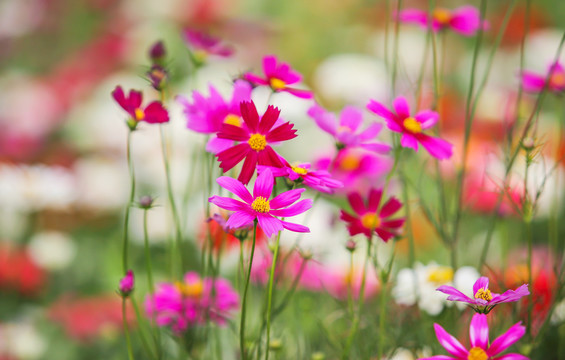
[112,86,127,109]
[144,102,170,123]
[347,192,366,215]
[450,6,482,36]
[493,354,529,360]
[367,99,395,122]
[257,214,283,238]
[266,122,298,142]
[270,199,313,217]
[279,220,310,233]
[417,134,453,160]
[129,89,143,109]
[253,167,274,199]
[217,124,250,141]
[283,87,313,99]
[521,72,545,93]
[358,122,383,141]
[238,150,258,185]
[229,80,252,109]
[415,110,439,129]
[393,96,411,119]
[360,142,392,154]
[418,357,456,360]
[401,133,419,151]
[262,55,278,77]
[434,323,468,359]
[206,137,233,154]
[226,211,256,229]
[473,277,490,295]
[216,143,250,173]
[244,73,269,86]
[209,195,248,211]
[381,218,405,229]
[397,9,429,27]
[491,284,529,305]
[436,285,473,303]
[308,104,338,136]
[216,176,253,203]
[240,101,260,132]
[375,228,394,242]
[270,189,306,209]
[340,106,363,132]
[469,314,489,350]
[487,322,526,357]
[380,197,402,217]
[257,146,284,168]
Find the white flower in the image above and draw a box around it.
[28,231,76,271]
[1,321,46,359]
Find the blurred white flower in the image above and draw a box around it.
[28,231,76,271]
[0,321,46,359]
[0,0,45,38]
[393,262,480,316]
[550,298,565,325]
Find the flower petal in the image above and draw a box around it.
[393,96,411,119]
[240,101,260,132]
[415,110,439,129]
[308,104,338,136]
[433,323,468,359]
[238,150,258,185]
[367,99,395,121]
[521,72,545,93]
[270,199,313,217]
[487,322,526,357]
[401,133,419,151]
[216,176,253,203]
[340,106,363,132]
[367,188,383,212]
[259,105,281,134]
[347,192,366,215]
[491,284,529,305]
[436,285,474,303]
[417,134,453,160]
[279,220,310,233]
[469,313,489,350]
[380,197,402,217]
[226,211,256,229]
[270,188,305,209]
[253,167,274,199]
[209,196,248,211]
[216,143,250,173]
[493,354,529,360]
[473,277,490,296]
[257,214,284,238]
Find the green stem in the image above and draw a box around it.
[122,298,135,360]
[131,296,159,359]
[390,0,403,97]
[377,274,388,360]
[240,220,258,360]
[265,231,282,360]
[143,209,155,293]
[123,130,136,274]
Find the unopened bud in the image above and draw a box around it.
[149,41,166,64]
[119,270,135,297]
[139,195,155,209]
[345,240,357,252]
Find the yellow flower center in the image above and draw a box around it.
[361,213,381,229]
[248,133,267,151]
[427,267,454,284]
[475,288,493,302]
[550,72,565,87]
[291,165,308,175]
[467,347,488,360]
[224,114,242,127]
[339,153,360,171]
[403,117,422,134]
[134,108,145,121]
[251,196,270,213]
[175,280,204,298]
[270,77,286,90]
[433,8,452,25]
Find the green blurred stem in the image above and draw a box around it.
[377,273,389,360]
[341,239,372,360]
[143,209,155,293]
[240,220,258,360]
[265,231,282,360]
[131,296,159,359]
[390,0,403,97]
[123,130,135,274]
[122,298,135,360]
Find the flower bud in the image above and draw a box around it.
[345,240,357,252]
[147,65,168,91]
[138,195,155,209]
[149,41,166,64]
[119,270,134,297]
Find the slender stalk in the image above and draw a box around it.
[265,231,282,360]
[240,220,258,360]
[131,296,158,359]
[390,0,404,97]
[143,208,155,293]
[341,239,372,360]
[377,273,388,360]
[122,298,135,360]
[123,130,136,274]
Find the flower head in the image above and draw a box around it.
[244,55,313,99]
[215,100,297,185]
[178,80,252,153]
[182,29,233,64]
[145,272,239,334]
[209,168,312,238]
[119,270,135,297]
[340,188,404,242]
[420,313,528,360]
[437,276,529,314]
[112,86,169,129]
[398,6,488,36]
[307,104,391,153]
[521,61,565,94]
[367,96,453,159]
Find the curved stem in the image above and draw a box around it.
[240,221,258,360]
[123,130,136,274]
[265,231,282,360]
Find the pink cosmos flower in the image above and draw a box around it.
[398,6,488,36]
[112,86,169,125]
[208,168,312,238]
[420,313,528,360]
[244,55,313,99]
[145,272,239,334]
[340,188,404,242]
[437,276,529,314]
[182,28,233,62]
[119,270,134,297]
[367,96,453,160]
[215,100,297,185]
[521,61,565,94]
[307,104,391,153]
[177,80,252,153]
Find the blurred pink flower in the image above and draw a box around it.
[119,270,134,297]
[111,86,169,125]
[420,313,527,360]
[398,6,487,36]
[145,272,238,334]
[178,80,252,153]
[209,168,312,238]
[244,55,313,99]
[182,28,233,61]
[368,96,453,159]
[307,104,391,153]
[521,61,565,94]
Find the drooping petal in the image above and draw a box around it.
[279,219,310,233]
[417,134,453,160]
[434,323,468,359]
[436,285,474,303]
[240,101,260,132]
[270,199,313,217]
[487,322,526,357]
[401,133,419,151]
[216,143,250,173]
[270,189,305,209]
[469,314,489,350]
[216,176,253,203]
[253,167,274,199]
[393,96,411,119]
[209,195,248,211]
[367,100,395,122]
[225,211,256,229]
[238,150,258,185]
[258,105,281,134]
[257,214,284,238]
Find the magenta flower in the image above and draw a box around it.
[145,272,239,334]
[244,55,313,99]
[367,96,453,160]
[307,104,391,153]
[398,6,487,36]
[182,28,233,62]
[177,80,252,153]
[340,188,404,242]
[119,270,134,297]
[420,313,528,360]
[437,276,529,314]
[215,100,297,185]
[521,61,565,94]
[112,86,169,126]
[208,168,312,238]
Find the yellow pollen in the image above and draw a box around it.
[550,72,565,87]
[248,133,267,151]
[467,347,488,360]
[475,288,493,302]
[224,114,242,127]
[270,78,286,90]
[175,280,204,298]
[361,213,380,229]
[340,154,361,171]
[433,8,452,25]
[134,108,145,121]
[403,117,422,134]
[427,267,454,284]
[291,166,308,175]
[251,196,270,213]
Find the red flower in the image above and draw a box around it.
[0,244,45,296]
[215,100,297,185]
[111,86,169,125]
[340,188,404,241]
